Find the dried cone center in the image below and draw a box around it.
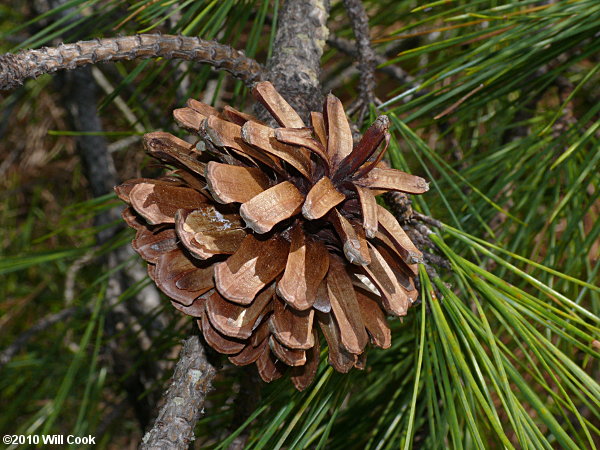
[116,81,429,390]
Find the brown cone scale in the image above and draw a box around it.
[116,81,428,390]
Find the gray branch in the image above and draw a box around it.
[140,336,216,450]
[327,35,415,85]
[341,0,377,122]
[0,307,83,370]
[0,34,263,91]
[56,63,165,427]
[264,0,330,122]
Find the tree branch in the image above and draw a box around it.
[0,34,263,91]
[341,0,377,124]
[264,0,330,122]
[327,35,415,85]
[140,336,216,450]
[412,211,443,229]
[56,62,166,427]
[0,306,84,370]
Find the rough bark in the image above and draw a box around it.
[341,0,377,122]
[263,0,330,122]
[140,336,216,450]
[0,34,263,91]
[1,0,332,444]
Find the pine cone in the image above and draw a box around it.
[116,82,429,390]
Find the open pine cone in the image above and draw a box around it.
[115,82,429,390]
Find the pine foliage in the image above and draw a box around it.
[1,1,598,448]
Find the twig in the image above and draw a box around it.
[434,83,484,120]
[91,66,145,134]
[423,262,441,281]
[422,252,452,270]
[341,0,377,125]
[140,336,216,450]
[404,224,435,253]
[64,248,97,305]
[263,0,330,122]
[412,211,443,229]
[108,135,141,153]
[383,191,413,223]
[57,63,166,428]
[59,65,118,207]
[0,306,84,370]
[0,34,263,91]
[327,36,415,85]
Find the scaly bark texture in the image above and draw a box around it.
[341,0,377,123]
[0,34,263,91]
[140,336,216,450]
[264,0,330,122]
